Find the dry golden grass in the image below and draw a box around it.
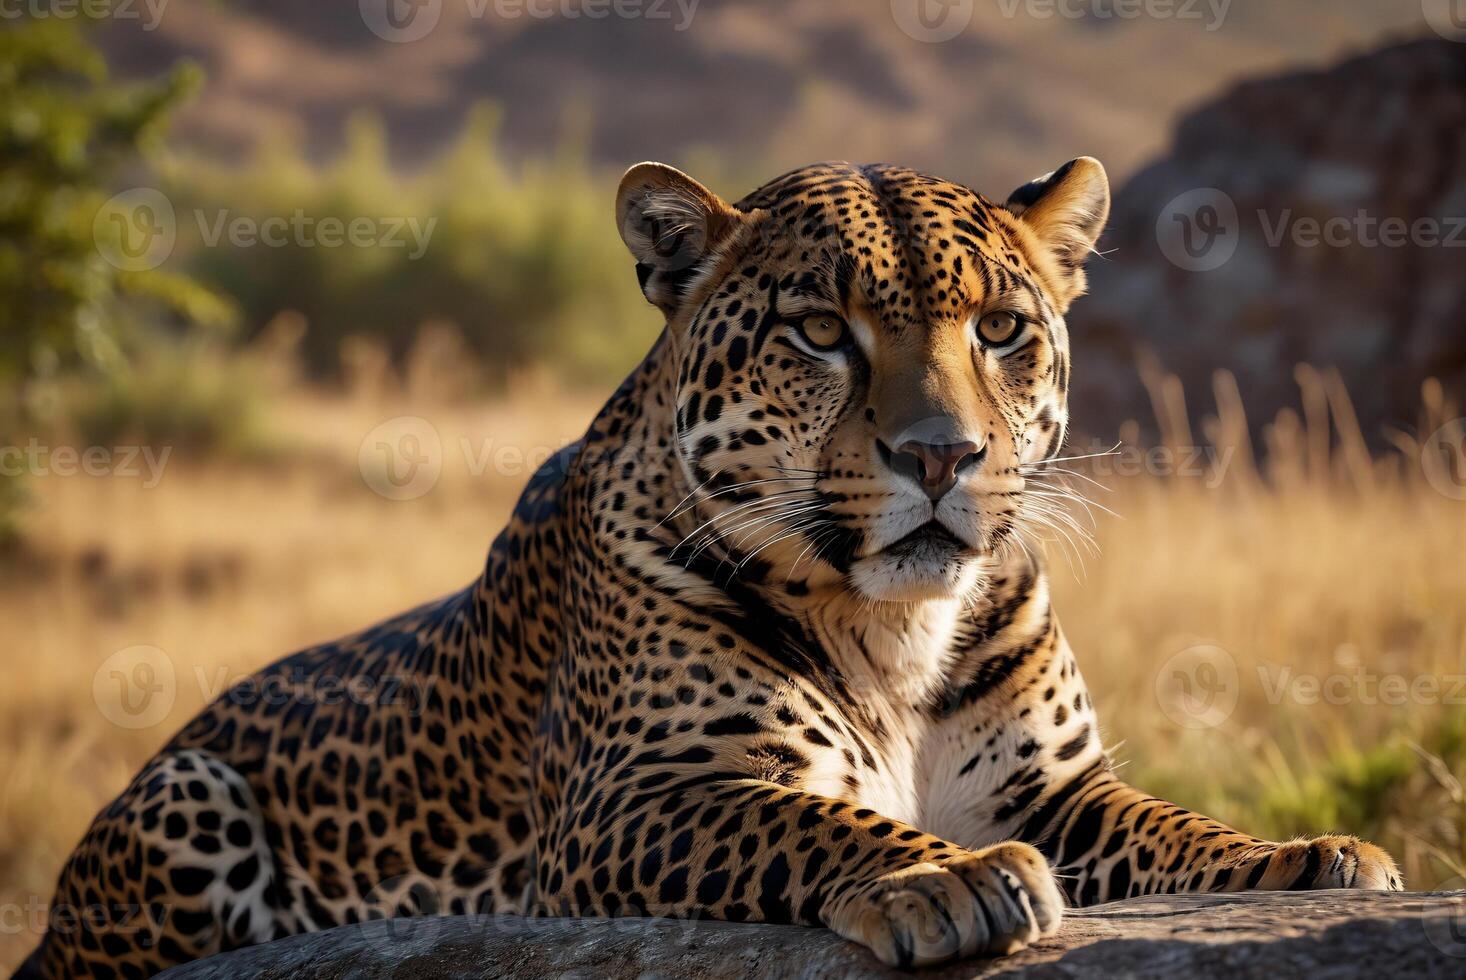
[1055,478,1466,882]
[0,383,601,968]
[1053,369,1466,893]
[1,370,1463,970]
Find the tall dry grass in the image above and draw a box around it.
[1054,363,1466,892]
[0,362,1463,970]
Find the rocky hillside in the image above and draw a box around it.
[96,0,1428,187]
[1071,37,1466,444]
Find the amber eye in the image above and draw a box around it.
[797,313,850,351]
[977,310,1021,346]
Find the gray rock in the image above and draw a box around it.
[1070,37,1466,446]
[165,890,1466,979]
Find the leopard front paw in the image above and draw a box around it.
[1247,835,1403,891]
[825,842,1063,968]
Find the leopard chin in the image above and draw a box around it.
[848,527,985,602]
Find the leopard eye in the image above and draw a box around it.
[797,313,850,351]
[977,310,1021,347]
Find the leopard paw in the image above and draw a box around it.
[1247,835,1402,891]
[826,841,1063,968]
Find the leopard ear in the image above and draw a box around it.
[616,162,739,316]
[1005,157,1110,306]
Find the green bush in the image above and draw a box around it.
[163,107,659,387]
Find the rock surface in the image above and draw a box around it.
[1070,37,1466,445]
[166,890,1466,979]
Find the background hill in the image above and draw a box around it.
[98,0,1429,187]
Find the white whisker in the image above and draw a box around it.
[673,488,816,554]
[683,499,824,565]
[1019,442,1122,469]
[662,475,816,526]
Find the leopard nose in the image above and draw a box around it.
[883,438,986,499]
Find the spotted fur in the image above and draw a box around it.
[23,160,1401,978]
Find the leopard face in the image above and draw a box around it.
[617,159,1109,602]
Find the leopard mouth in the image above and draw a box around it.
[848,518,987,601]
[884,520,979,559]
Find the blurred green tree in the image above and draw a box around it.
[0,11,230,540]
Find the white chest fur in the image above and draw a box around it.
[799,597,967,827]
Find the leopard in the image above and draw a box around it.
[19,158,1402,979]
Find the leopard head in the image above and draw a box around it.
[616,159,1108,602]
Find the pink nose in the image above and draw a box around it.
[893,439,984,499]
